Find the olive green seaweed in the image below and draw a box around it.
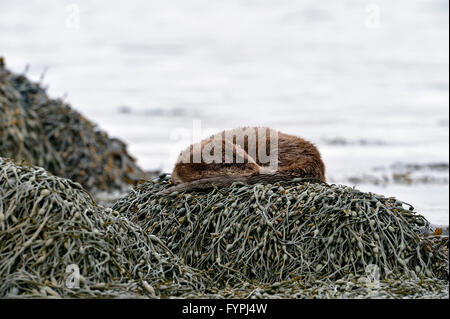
[0,59,147,195]
[113,174,449,298]
[0,157,209,298]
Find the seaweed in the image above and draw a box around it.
[0,158,208,298]
[113,174,448,296]
[0,58,147,195]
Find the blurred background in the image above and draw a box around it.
[0,0,448,223]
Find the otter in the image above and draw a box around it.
[162,127,326,193]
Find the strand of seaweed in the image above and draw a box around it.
[0,157,209,298]
[113,174,448,289]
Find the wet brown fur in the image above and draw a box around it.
[164,127,326,193]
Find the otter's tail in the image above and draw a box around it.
[157,173,325,195]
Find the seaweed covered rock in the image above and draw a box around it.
[0,78,63,173]
[0,158,208,298]
[113,175,449,286]
[0,58,147,194]
[0,158,447,299]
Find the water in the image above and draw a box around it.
[1,0,448,223]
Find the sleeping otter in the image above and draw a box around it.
[163,127,326,193]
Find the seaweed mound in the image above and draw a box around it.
[0,158,447,298]
[113,175,449,286]
[0,158,208,298]
[0,58,146,194]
